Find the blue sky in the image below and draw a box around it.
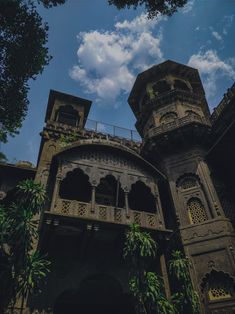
[2,0,235,164]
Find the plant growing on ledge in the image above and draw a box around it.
[123,223,175,314]
[59,131,78,148]
[0,179,50,313]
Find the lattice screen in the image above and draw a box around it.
[187,198,207,224]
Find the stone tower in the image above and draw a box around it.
[129,60,235,313]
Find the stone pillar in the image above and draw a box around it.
[50,174,62,211]
[155,185,165,228]
[160,253,171,299]
[125,192,130,217]
[198,158,224,218]
[91,185,96,213]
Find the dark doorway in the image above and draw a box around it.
[54,275,135,314]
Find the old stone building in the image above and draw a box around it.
[1,60,235,313]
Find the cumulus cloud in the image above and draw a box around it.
[188,50,235,100]
[211,30,222,42]
[70,14,164,106]
[181,0,195,14]
[222,15,234,35]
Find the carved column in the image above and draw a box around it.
[50,174,62,211]
[160,253,171,299]
[91,185,96,213]
[198,158,225,218]
[125,191,130,217]
[155,184,165,228]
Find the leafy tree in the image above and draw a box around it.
[169,250,200,314]
[108,0,188,18]
[123,224,174,314]
[0,179,50,313]
[123,224,200,314]
[0,0,66,142]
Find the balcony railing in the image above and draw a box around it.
[48,198,160,230]
[211,83,235,124]
[148,115,211,138]
[46,119,141,143]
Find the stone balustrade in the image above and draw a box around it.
[148,114,211,138]
[49,198,160,230]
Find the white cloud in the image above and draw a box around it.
[188,50,235,100]
[222,15,234,35]
[181,0,195,14]
[70,14,164,106]
[211,31,222,42]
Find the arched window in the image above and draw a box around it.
[128,181,156,213]
[180,177,198,190]
[174,79,190,91]
[152,80,171,95]
[202,271,235,302]
[160,112,178,124]
[185,110,200,118]
[59,168,91,202]
[56,105,80,126]
[95,175,124,207]
[187,197,207,224]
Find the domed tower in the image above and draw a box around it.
[129,60,235,313]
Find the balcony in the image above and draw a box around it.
[47,198,161,230]
[148,114,211,138]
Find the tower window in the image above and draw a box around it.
[174,79,190,92]
[152,80,171,95]
[180,177,197,190]
[160,112,177,124]
[56,105,80,127]
[187,197,207,224]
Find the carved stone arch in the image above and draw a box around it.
[160,111,178,124]
[59,167,92,202]
[201,270,235,302]
[176,173,201,190]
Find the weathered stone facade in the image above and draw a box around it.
[1,60,235,313]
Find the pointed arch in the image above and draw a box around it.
[59,168,92,202]
[128,180,156,213]
[95,175,124,207]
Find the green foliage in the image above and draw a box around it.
[124,224,173,314]
[59,132,78,147]
[0,152,8,163]
[0,179,50,312]
[108,0,188,18]
[0,0,66,142]
[169,250,200,314]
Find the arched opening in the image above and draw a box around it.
[95,175,124,207]
[152,80,171,95]
[54,275,135,314]
[179,176,198,190]
[56,105,80,127]
[187,197,207,224]
[59,168,92,202]
[201,270,235,302]
[160,112,178,124]
[185,110,200,118]
[128,181,156,213]
[174,79,191,92]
